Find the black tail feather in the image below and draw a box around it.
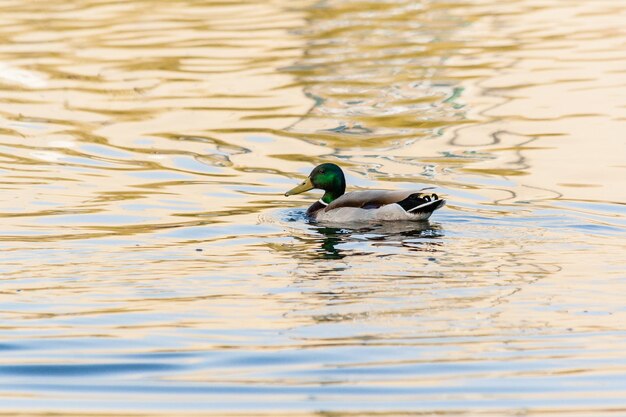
[397,193,445,213]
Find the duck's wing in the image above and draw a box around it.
[326,189,435,211]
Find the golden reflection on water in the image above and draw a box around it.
[0,0,625,416]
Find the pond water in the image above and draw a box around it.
[0,0,625,415]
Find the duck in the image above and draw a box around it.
[284,163,445,222]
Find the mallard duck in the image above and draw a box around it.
[285,163,445,222]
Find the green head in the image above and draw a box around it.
[284,163,346,204]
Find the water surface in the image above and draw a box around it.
[0,0,625,415]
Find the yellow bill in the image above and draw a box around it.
[284,177,314,196]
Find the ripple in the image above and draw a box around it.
[0,363,180,377]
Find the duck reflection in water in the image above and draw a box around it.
[314,226,346,260]
[308,221,444,260]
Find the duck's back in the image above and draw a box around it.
[326,190,422,211]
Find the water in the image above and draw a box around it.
[0,0,625,415]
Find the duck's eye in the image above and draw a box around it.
[319,169,325,174]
